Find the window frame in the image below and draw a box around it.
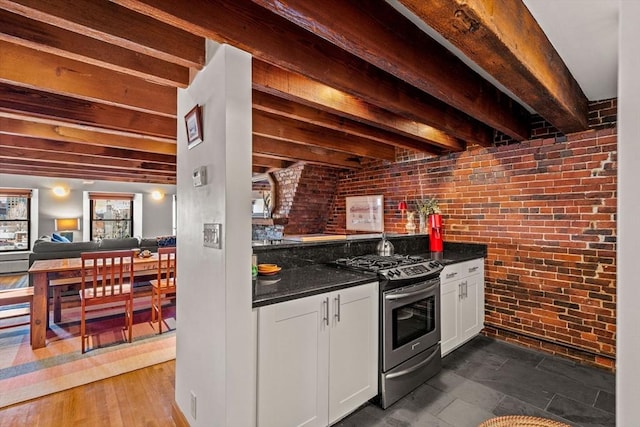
[0,189,32,253]
[89,193,134,240]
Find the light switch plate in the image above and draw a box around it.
[203,223,221,249]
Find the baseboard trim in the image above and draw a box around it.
[172,400,190,427]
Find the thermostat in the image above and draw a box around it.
[193,166,207,187]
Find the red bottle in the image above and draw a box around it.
[429,214,443,252]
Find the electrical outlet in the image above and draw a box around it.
[190,391,197,419]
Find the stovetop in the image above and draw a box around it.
[335,254,443,284]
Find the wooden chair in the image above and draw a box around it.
[80,250,135,353]
[150,246,176,334]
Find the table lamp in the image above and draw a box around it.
[54,218,80,242]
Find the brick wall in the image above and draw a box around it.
[324,100,617,369]
[271,163,340,235]
[495,98,617,145]
[272,163,303,221]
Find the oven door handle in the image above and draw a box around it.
[385,344,441,379]
[384,283,438,300]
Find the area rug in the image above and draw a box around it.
[0,273,28,291]
[0,297,176,409]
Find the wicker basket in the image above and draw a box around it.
[478,415,571,427]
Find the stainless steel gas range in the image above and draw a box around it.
[335,254,444,408]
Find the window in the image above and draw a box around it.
[0,189,31,252]
[89,193,133,240]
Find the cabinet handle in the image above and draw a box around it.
[458,283,463,300]
[463,281,468,298]
[335,294,341,322]
[468,266,478,273]
[446,272,458,279]
[323,297,329,326]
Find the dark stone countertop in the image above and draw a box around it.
[251,240,487,308]
[411,243,487,266]
[253,264,378,308]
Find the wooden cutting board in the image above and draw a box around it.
[284,234,347,242]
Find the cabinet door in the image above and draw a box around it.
[440,279,460,356]
[257,294,329,427]
[328,282,379,424]
[460,267,485,342]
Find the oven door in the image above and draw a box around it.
[382,278,440,372]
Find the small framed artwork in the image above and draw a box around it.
[185,105,203,149]
[346,195,384,232]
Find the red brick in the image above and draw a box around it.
[321,104,618,367]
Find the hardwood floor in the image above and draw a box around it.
[0,361,177,427]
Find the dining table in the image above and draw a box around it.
[27,253,163,349]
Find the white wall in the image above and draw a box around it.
[616,1,639,424]
[174,42,254,426]
[0,174,175,242]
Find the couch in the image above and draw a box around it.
[28,235,176,267]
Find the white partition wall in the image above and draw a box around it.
[174,42,254,426]
[617,1,640,424]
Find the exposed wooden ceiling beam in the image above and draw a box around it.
[253,135,362,169]
[250,0,530,140]
[253,110,396,161]
[0,134,175,165]
[0,0,205,68]
[253,61,472,150]
[252,155,295,170]
[0,136,175,172]
[252,166,269,174]
[396,0,589,133]
[0,160,175,184]
[0,9,190,88]
[110,0,496,146]
[0,115,177,155]
[0,83,176,139]
[0,0,589,184]
[0,40,177,116]
[253,91,444,155]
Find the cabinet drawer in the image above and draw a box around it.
[440,258,483,283]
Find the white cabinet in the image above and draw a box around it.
[328,283,379,423]
[257,282,378,427]
[440,258,485,356]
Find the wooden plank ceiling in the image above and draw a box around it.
[0,0,588,184]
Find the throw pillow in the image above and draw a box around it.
[157,235,176,247]
[51,232,71,243]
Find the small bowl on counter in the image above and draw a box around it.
[258,264,281,276]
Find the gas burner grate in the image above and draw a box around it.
[335,254,427,272]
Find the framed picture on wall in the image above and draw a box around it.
[346,195,384,232]
[185,105,203,149]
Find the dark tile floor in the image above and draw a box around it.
[335,336,615,427]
